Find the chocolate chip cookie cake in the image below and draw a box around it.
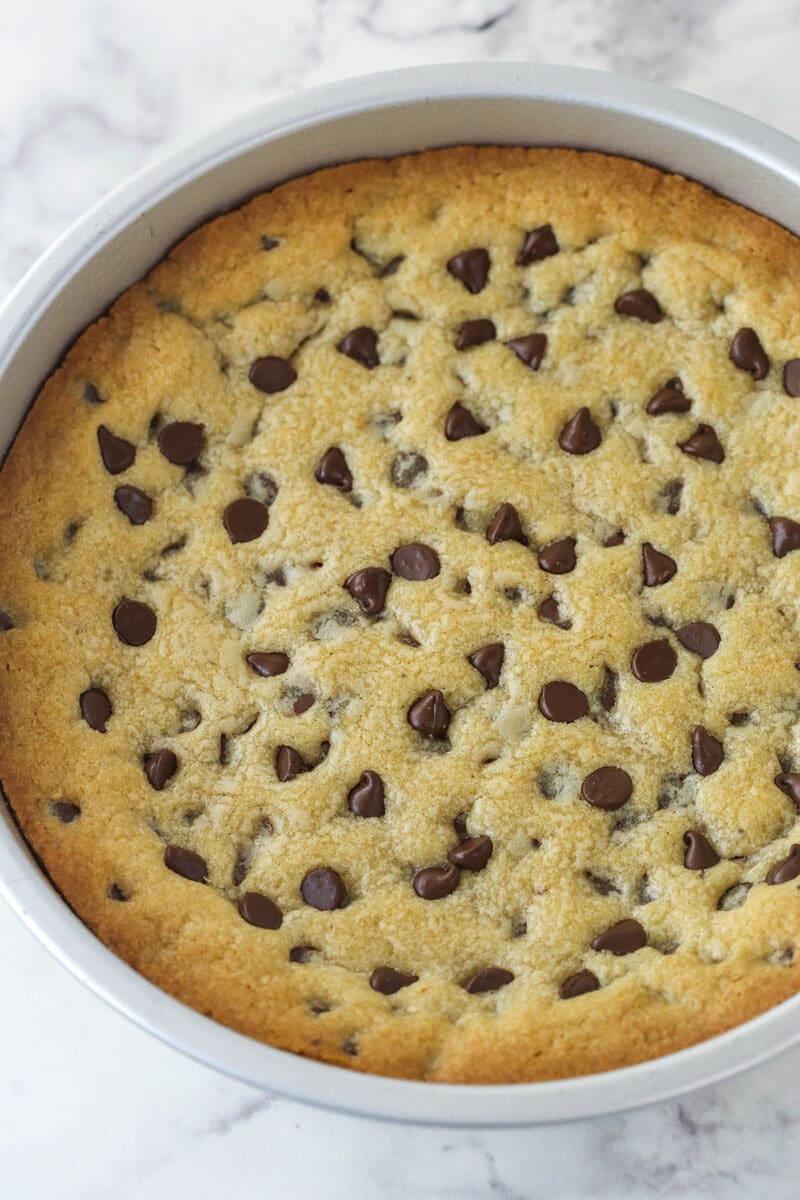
[2,146,800,1083]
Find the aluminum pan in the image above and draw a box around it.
[1,63,799,1125]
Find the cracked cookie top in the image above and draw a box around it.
[2,146,800,1083]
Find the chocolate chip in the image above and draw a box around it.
[97,425,135,474]
[301,867,347,910]
[407,689,451,739]
[538,681,589,723]
[676,622,720,658]
[245,472,279,506]
[663,480,683,516]
[315,447,353,492]
[344,567,391,615]
[276,745,307,781]
[730,327,769,380]
[683,829,719,870]
[486,503,528,545]
[337,326,379,368]
[290,945,317,963]
[775,773,800,808]
[631,639,677,683]
[581,767,633,811]
[614,289,663,323]
[448,835,493,870]
[559,969,600,999]
[0,610,13,631]
[506,333,547,369]
[517,224,559,265]
[381,256,403,277]
[114,485,152,525]
[600,668,617,711]
[445,402,487,440]
[391,543,440,580]
[261,236,279,250]
[348,770,385,817]
[537,595,571,629]
[537,537,576,574]
[293,693,315,715]
[107,883,128,901]
[79,688,111,732]
[558,407,600,454]
[164,845,207,883]
[144,748,177,790]
[646,378,691,415]
[692,726,724,776]
[157,421,205,465]
[447,248,490,294]
[238,891,282,929]
[784,359,800,397]
[413,863,459,899]
[642,542,677,586]
[222,498,268,546]
[678,424,725,463]
[468,643,504,689]
[456,319,495,349]
[591,918,646,955]
[51,800,80,823]
[248,356,296,393]
[464,967,514,993]
[246,651,289,676]
[391,452,428,488]
[770,517,800,558]
[370,967,418,994]
[767,844,800,885]
[112,598,156,646]
[84,383,104,405]
[603,530,625,547]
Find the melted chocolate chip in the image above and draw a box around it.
[614,289,663,323]
[581,766,633,811]
[51,800,80,823]
[559,969,600,999]
[646,378,691,415]
[676,622,720,658]
[517,224,559,265]
[275,745,307,781]
[770,517,800,558]
[407,689,451,739]
[464,967,514,994]
[112,598,156,646]
[391,544,440,580]
[445,402,487,441]
[767,844,800,885]
[370,967,418,994]
[784,359,800,397]
[97,425,135,474]
[248,356,296,393]
[448,835,493,871]
[683,829,719,870]
[447,248,490,293]
[642,542,677,586]
[537,537,576,574]
[301,867,347,910]
[158,422,205,465]
[344,567,391,615]
[114,485,152,525]
[391,452,428,488]
[506,332,547,369]
[315,447,353,492]
[537,595,571,629]
[413,863,459,899]
[692,726,724,776]
[631,639,677,683]
[79,688,111,732]
[238,892,282,929]
[486,503,528,545]
[679,424,725,463]
[164,845,207,883]
[144,748,177,790]
[468,643,505,689]
[591,918,647,955]
[600,668,617,711]
[775,773,800,808]
[558,407,601,455]
[538,681,589,723]
[246,651,289,676]
[730,328,769,380]
[348,770,385,817]
[337,326,379,368]
[456,319,496,349]
[223,497,268,543]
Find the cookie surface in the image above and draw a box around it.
[2,146,800,1083]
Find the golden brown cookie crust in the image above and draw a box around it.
[2,146,800,1083]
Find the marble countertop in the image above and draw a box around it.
[3,1,800,1196]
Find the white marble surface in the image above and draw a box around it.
[3,1,800,1195]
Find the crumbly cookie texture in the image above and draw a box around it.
[2,146,800,1084]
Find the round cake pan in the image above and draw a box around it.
[2,63,800,1126]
